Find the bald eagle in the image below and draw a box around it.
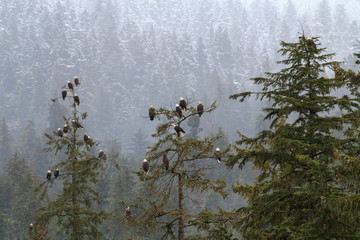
[98,150,105,159]
[72,120,84,130]
[125,207,132,217]
[143,159,149,175]
[54,168,59,178]
[197,102,204,117]
[63,124,69,136]
[171,124,185,137]
[29,223,33,231]
[73,93,80,106]
[179,97,187,113]
[74,77,79,87]
[46,170,51,181]
[62,89,67,100]
[215,148,222,163]
[333,64,341,79]
[67,81,74,91]
[83,133,90,142]
[149,105,156,121]
[162,154,170,171]
[57,128,63,138]
[175,104,183,118]
[305,36,317,50]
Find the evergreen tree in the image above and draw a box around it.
[5,153,42,239]
[30,82,107,239]
[186,113,202,139]
[0,172,10,236]
[227,35,360,238]
[284,0,297,28]
[314,0,332,38]
[0,174,10,237]
[325,47,360,217]
[45,99,67,136]
[18,121,49,176]
[355,49,360,65]
[131,128,150,159]
[96,139,122,211]
[129,101,228,240]
[0,117,14,171]
[105,164,141,239]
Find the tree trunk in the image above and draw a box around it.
[178,171,184,240]
[71,113,79,240]
[71,173,79,240]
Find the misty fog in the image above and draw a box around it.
[0,0,359,149]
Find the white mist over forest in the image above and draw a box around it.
[0,0,358,167]
[1,0,359,145]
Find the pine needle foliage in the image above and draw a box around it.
[4,153,42,239]
[29,82,107,239]
[228,35,360,239]
[128,101,229,240]
[325,49,360,218]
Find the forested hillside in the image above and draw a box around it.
[1,0,360,239]
[0,0,359,144]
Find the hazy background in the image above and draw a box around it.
[0,0,359,167]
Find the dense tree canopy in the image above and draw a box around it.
[30,83,108,239]
[129,101,228,239]
[227,35,360,239]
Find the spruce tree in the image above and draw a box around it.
[29,80,107,239]
[5,153,42,239]
[18,121,50,177]
[128,101,228,240]
[131,128,150,159]
[355,50,360,65]
[227,35,360,238]
[105,164,140,239]
[325,48,360,217]
[0,117,14,171]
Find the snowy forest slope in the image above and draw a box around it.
[0,0,359,150]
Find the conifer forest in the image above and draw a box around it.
[1,0,360,239]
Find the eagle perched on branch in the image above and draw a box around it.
[149,105,156,121]
[305,36,317,50]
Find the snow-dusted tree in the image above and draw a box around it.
[226,35,360,239]
[0,117,14,170]
[29,82,107,239]
[127,101,228,240]
[6,154,42,239]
